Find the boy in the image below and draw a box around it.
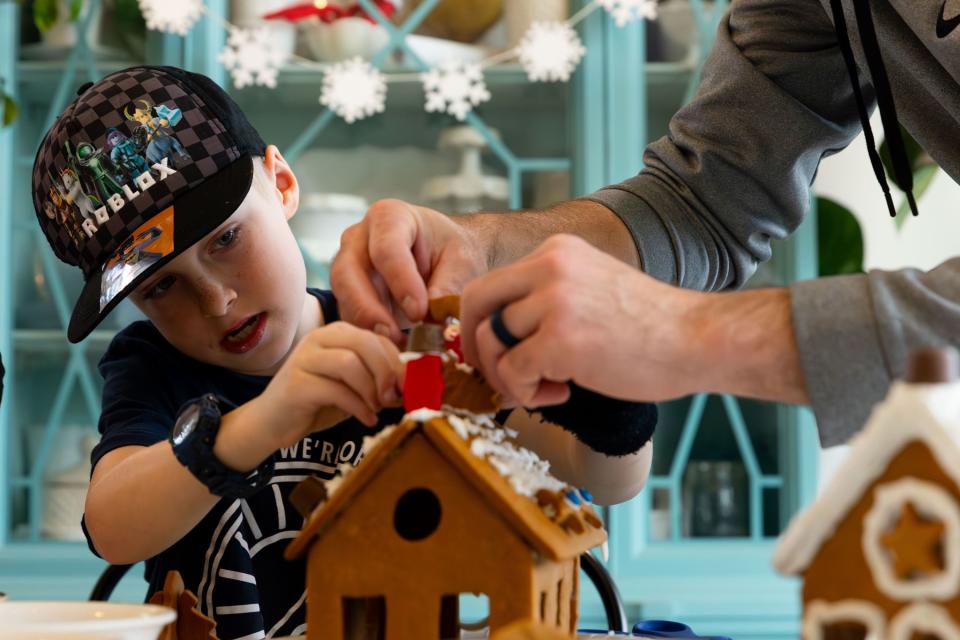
[31,67,654,639]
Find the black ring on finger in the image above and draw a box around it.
[490,306,522,349]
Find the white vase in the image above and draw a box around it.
[302,16,390,62]
[230,0,297,59]
[503,0,568,49]
[39,0,103,50]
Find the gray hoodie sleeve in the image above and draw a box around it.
[792,261,960,446]
[587,0,960,444]
[587,0,870,290]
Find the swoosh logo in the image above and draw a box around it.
[937,0,960,38]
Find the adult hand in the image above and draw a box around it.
[330,199,490,344]
[461,235,706,407]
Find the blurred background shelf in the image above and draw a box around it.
[0,1,815,635]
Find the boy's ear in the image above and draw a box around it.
[262,144,299,221]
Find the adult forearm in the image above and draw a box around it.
[692,287,810,405]
[504,409,651,505]
[458,200,640,270]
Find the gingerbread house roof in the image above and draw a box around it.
[286,410,606,561]
[773,381,960,575]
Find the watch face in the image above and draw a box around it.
[173,403,201,446]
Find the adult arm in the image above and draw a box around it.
[791,258,960,446]
[504,409,652,506]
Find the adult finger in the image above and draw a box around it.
[330,222,401,339]
[495,324,578,407]
[460,259,543,367]
[471,294,547,391]
[366,200,431,323]
[473,318,511,401]
[425,233,488,301]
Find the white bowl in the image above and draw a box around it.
[301,17,389,62]
[0,602,176,640]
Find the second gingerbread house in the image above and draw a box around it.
[774,349,960,639]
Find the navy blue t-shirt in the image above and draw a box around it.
[85,289,402,639]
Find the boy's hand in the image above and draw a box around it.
[257,322,404,450]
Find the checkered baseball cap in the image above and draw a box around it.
[32,66,266,343]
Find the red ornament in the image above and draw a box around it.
[263,1,396,25]
[403,354,444,412]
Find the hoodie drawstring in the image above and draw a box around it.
[828,0,920,217]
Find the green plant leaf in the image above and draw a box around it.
[69,0,84,21]
[879,125,932,184]
[817,196,864,277]
[33,0,60,32]
[2,94,18,128]
[110,0,146,29]
[893,164,939,230]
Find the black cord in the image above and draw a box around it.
[850,0,918,216]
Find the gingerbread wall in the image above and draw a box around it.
[304,432,576,640]
[802,440,960,622]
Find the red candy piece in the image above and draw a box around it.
[404,354,444,412]
[444,333,463,362]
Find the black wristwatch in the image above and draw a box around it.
[170,394,274,498]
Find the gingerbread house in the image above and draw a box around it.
[284,408,606,640]
[774,348,960,640]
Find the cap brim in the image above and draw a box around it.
[67,154,255,343]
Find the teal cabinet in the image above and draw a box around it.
[0,1,819,634]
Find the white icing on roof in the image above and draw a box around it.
[774,381,960,575]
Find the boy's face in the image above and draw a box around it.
[130,151,310,376]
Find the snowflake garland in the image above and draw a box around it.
[517,21,587,83]
[421,61,491,121]
[320,57,387,123]
[138,0,204,36]
[598,0,658,27]
[218,27,287,89]
[135,0,659,124]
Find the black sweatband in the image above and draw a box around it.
[538,384,657,457]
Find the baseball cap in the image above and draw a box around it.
[32,65,266,343]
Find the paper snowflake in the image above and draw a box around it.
[598,0,658,27]
[421,61,491,121]
[517,21,586,82]
[138,0,204,36]
[320,57,387,123]
[218,27,287,89]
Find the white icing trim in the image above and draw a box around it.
[889,602,960,640]
[775,381,960,575]
[405,408,444,422]
[862,478,960,601]
[802,599,886,640]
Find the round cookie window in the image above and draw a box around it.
[394,487,442,541]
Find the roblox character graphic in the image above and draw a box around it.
[105,127,151,183]
[125,99,191,168]
[66,140,124,203]
[59,167,102,222]
[44,174,86,246]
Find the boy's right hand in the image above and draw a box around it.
[255,321,404,450]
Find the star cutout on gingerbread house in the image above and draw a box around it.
[880,501,946,580]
